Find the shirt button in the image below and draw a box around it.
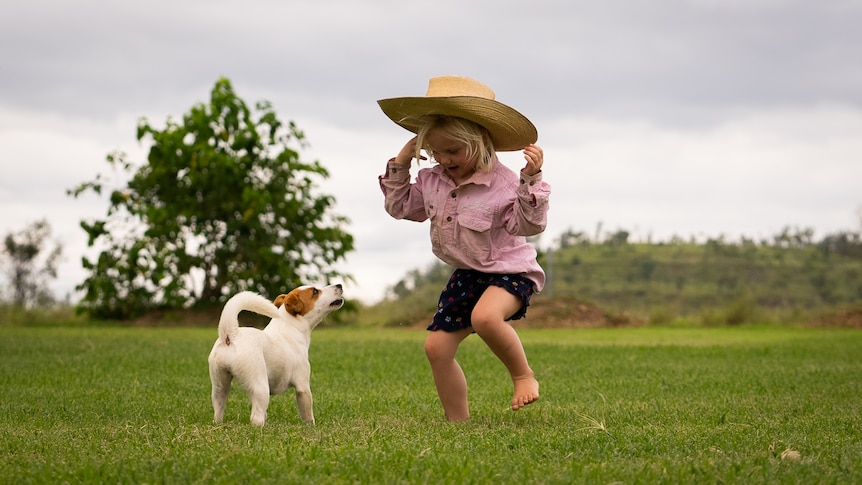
[391,168,398,173]
[450,192,457,198]
[520,179,525,184]
[446,216,452,222]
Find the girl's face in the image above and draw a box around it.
[426,130,477,185]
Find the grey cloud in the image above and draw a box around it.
[3,0,860,128]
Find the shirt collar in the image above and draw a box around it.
[467,168,493,187]
[433,159,496,188]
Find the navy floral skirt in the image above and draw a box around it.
[427,269,535,332]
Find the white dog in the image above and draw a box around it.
[207,284,344,426]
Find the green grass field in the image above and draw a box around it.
[1,325,860,484]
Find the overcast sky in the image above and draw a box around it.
[2,0,861,304]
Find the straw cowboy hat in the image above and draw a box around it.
[377,76,538,151]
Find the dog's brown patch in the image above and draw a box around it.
[273,287,321,316]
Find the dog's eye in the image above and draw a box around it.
[312,288,319,296]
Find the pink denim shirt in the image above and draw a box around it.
[379,157,551,292]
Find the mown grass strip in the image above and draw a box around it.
[1,326,860,484]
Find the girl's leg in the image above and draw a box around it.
[424,327,473,421]
[471,285,540,411]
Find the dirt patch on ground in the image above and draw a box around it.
[518,296,644,328]
[805,307,862,328]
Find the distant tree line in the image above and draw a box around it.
[543,223,862,323]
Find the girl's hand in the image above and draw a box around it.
[522,144,544,176]
[395,137,426,165]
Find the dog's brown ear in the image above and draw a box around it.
[273,294,289,308]
[282,292,305,316]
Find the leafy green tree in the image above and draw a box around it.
[69,78,353,319]
[1,220,63,308]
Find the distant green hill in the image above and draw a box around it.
[543,237,862,325]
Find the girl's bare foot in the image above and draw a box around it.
[512,375,540,410]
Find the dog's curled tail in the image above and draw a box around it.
[217,291,284,345]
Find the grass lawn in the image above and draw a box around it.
[1,325,860,484]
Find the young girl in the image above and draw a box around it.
[378,76,550,421]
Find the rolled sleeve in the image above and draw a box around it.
[379,159,427,222]
[505,171,549,236]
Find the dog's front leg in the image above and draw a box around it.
[295,388,314,424]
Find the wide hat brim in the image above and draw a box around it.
[377,95,538,152]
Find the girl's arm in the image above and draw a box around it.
[506,170,550,236]
[379,158,428,222]
[506,144,550,235]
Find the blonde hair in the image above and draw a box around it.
[414,115,496,172]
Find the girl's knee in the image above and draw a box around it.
[471,286,521,334]
[424,334,448,362]
[423,337,437,359]
[470,309,499,334]
[424,330,467,363]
